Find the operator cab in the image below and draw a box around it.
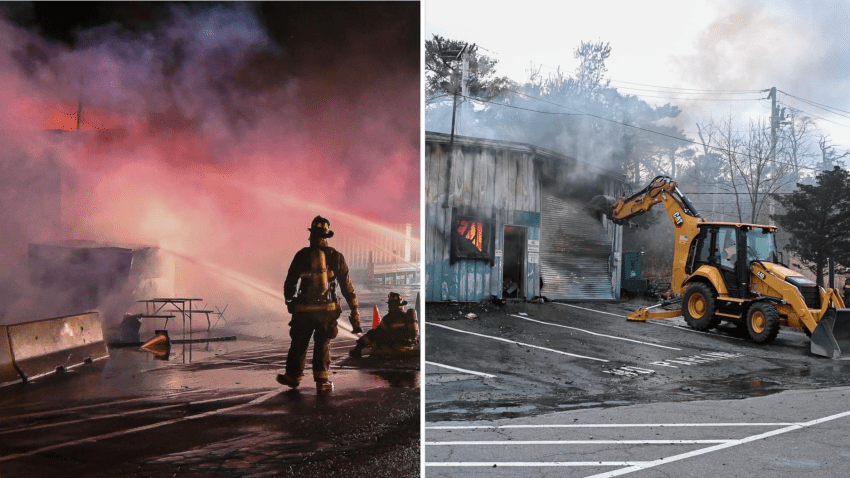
[745,227,780,263]
[687,223,779,298]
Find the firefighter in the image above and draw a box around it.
[277,216,361,393]
[349,292,418,358]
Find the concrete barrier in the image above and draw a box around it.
[7,312,109,381]
[0,326,22,385]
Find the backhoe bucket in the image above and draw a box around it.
[587,195,616,218]
[810,308,850,358]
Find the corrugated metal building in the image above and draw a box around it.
[425,132,626,302]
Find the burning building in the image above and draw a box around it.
[425,131,627,302]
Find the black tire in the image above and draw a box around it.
[682,282,720,330]
[746,302,781,344]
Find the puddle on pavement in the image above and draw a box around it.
[370,370,420,388]
[105,336,419,393]
[482,403,537,414]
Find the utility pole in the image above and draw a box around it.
[446,43,469,207]
[449,43,469,146]
[449,75,458,147]
[460,44,470,136]
[767,87,778,217]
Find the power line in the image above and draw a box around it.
[619,91,765,101]
[426,94,452,104]
[779,95,850,123]
[783,96,850,120]
[782,104,850,130]
[779,89,850,116]
[609,79,762,94]
[466,95,581,115]
[493,89,826,173]
[615,86,763,97]
[473,43,497,54]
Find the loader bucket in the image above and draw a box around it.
[587,195,616,218]
[810,308,850,358]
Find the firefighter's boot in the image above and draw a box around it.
[276,373,301,388]
[316,380,334,393]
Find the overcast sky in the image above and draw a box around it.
[425,0,850,151]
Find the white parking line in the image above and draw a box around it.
[426,440,731,445]
[586,410,850,478]
[428,323,609,362]
[648,321,746,341]
[425,411,850,474]
[425,361,497,378]
[552,302,748,342]
[426,422,794,429]
[509,314,681,351]
[428,461,646,467]
[553,303,640,318]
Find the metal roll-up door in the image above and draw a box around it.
[540,191,614,300]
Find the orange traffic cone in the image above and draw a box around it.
[141,330,170,360]
[372,304,381,329]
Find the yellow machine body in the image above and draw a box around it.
[594,176,850,357]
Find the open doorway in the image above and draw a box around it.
[503,225,526,298]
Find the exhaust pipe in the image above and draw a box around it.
[810,308,850,358]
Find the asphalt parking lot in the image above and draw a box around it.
[0,317,419,478]
[424,299,850,475]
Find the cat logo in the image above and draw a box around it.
[672,212,683,227]
[757,271,766,280]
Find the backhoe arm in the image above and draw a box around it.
[607,176,701,226]
[592,176,704,294]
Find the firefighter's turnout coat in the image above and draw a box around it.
[283,239,359,382]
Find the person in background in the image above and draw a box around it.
[349,292,418,358]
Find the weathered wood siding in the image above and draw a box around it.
[426,135,542,302]
[426,132,624,302]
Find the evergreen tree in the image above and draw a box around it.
[771,166,850,285]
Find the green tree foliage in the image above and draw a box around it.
[771,166,850,285]
[480,39,687,184]
[424,35,515,102]
[574,40,611,93]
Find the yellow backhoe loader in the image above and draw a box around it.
[590,175,850,358]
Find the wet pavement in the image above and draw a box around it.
[424,299,850,475]
[0,316,420,478]
[424,299,850,422]
[425,385,850,477]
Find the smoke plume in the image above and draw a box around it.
[0,3,420,324]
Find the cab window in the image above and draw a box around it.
[717,228,737,270]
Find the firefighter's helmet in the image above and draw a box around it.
[308,216,334,238]
[387,292,407,306]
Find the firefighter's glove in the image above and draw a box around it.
[350,311,363,334]
[285,300,294,314]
